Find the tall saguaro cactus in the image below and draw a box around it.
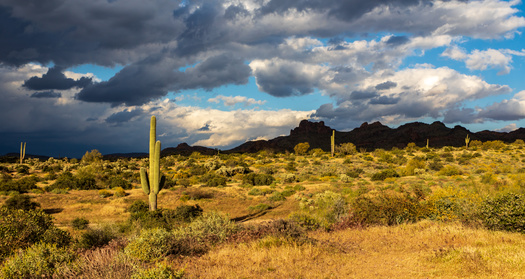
[140,116,165,211]
[20,142,26,164]
[465,134,471,149]
[330,130,335,157]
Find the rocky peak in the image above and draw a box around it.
[290,120,333,136]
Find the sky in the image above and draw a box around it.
[1,0,525,158]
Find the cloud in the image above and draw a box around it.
[208,95,266,107]
[496,123,518,132]
[105,108,144,124]
[23,66,92,90]
[443,47,525,74]
[313,65,511,125]
[477,91,525,121]
[30,91,61,98]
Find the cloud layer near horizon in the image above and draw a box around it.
[1,0,525,156]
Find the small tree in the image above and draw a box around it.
[294,142,310,155]
[81,149,103,164]
[337,143,357,155]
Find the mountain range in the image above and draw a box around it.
[4,120,525,160]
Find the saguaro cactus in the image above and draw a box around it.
[20,142,26,164]
[331,130,335,157]
[465,134,470,149]
[140,116,165,211]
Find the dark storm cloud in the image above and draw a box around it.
[180,54,251,90]
[443,107,479,123]
[349,90,379,100]
[256,0,423,21]
[369,95,400,105]
[23,66,92,90]
[174,3,227,56]
[76,54,177,106]
[375,81,397,90]
[224,4,250,21]
[253,63,318,97]
[105,108,144,124]
[30,91,62,98]
[76,53,251,106]
[386,36,410,46]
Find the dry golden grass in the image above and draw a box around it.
[181,221,525,278]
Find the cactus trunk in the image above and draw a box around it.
[19,142,26,164]
[140,116,164,211]
[331,130,335,157]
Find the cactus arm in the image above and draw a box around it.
[140,167,150,195]
[157,175,165,194]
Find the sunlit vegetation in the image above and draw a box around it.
[1,140,525,277]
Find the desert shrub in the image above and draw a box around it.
[346,168,364,178]
[15,164,30,175]
[479,193,525,233]
[0,175,38,193]
[337,142,357,155]
[77,227,117,249]
[114,186,126,197]
[71,217,90,230]
[350,188,425,226]
[428,159,444,171]
[0,208,71,259]
[426,187,480,222]
[401,158,426,176]
[165,204,203,223]
[174,211,238,244]
[75,172,98,190]
[3,194,40,211]
[132,263,185,279]
[181,189,214,200]
[248,187,274,196]
[438,165,462,176]
[243,173,275,186]
[285,161,297,172]
[371,169,400,181]
[294,142,310,155]
[293,191,347,230]
[248,203,271,213]
[125,227,175,262]
[48,171,76,191]
[98,189,113,198]
[268,191,286,202]
[0,242,76,279]
[108,176,133,189]
[481,140,506,150]
[81,149,103,164]
[282,173,297,183]
[200,173,227,187]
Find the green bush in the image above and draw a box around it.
[165,204,203,223]
[77,227,116,249]
[71,217,89,230]
[108,176,133,190]
[200,173,227,187]
[0,208,71,259]
[243,173,275,186]
[438,165,462,176]
[350,188,425,226]
[0,175,38,193]
[0,242,76,279]
[3,194,40,211]
[174,211,238,244]
[125,227,175,262]
[479,193,525,233]
[371,169,400,181]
